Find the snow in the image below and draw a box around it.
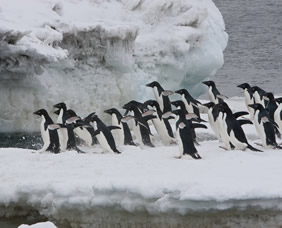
[0,0,227,132]
[18,222,57,228]
[2,97,282,226]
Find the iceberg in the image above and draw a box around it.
[0,0,227,132]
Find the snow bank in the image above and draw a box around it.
[18,222,57,228]
[1,97,282,226]
[0,0,227,132]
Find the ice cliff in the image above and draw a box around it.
[0,0,228,132]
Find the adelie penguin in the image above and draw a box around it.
[171,109,206,159]
[143,100,175,145]
[251,86,267,107]
[104,108,136,146]
[202,80,227,104]
[249,103,281,149]
[274,97,282,135]
[237,83,255,119]
[146,81,172,113]
[123,100,156,147]
[175,88,202,118]
[33,109,60,154]
[217,102,262,152]
[86,113,121,154]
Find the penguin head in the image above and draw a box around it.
[237,83,251,90]
[175,89,188,96]
[171,109,184,117]
[143,100,159,109]
[84,112,96,123]
[202,102,215,109]
[248,103,264,111]
[123,100,148,113]
[171,100,185,109]
[217,102,232,115]
[66,109,78,119]
[104,108,119,116]
[275,97,282,104]
[33,109,49,117]
[54,102,67,111]
[264,92,275,102]
[202,80,215,88]
[146,81,161,89]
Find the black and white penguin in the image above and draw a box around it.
[123,100,155,147]
[202,102,221,140]
[274,97,282,135]
[217,103,262,152]
[143,100,175,145]
[175,88,202,118]
[33,109,60,153]
[104,108,136,146]
[237,83,255,119]
[54,102,68,124]
[264,92,278,122]
[249,103,281,149]
[251,86,267,107]
[87,113,121,154]
[146,81,172,113]
[202,80,225,104]
[172,109,206,159]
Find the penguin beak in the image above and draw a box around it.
[54,110,60,115]
[237,84,244,89]
[104,109,112,114]
[174,89,181,94]
[33,110,41,116]
[146,82,154,88]
[202,81,208,86]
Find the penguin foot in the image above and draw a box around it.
[174,155,182,159]
[219,146,228,151]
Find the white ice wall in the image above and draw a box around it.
[0,0,227,132]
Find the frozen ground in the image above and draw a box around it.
[1,97,282,227]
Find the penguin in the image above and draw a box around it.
[264,92,278,122]
[54,102,97,146]
[202,80,226,104]
[63,109,92,153]
[251,86,267,107]
[122,100,155,147]
[217,102,262,152]
[53,102,68,124]
[237,83,255,119]
[143,100,175,145]
[170,100,200,145]
[174,88,202,118]
[249,103,281,149]
[87,113,121,154]
[202,102,221,140]
[274,97,282,135]
[171,109,206,159]
[146,81,172,113]
[33,109,60,153]
[104,108,136,146]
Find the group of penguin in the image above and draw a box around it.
[33,80,282,159]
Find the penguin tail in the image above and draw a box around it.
[247,144,263,152]
[75,146,86,154]
[191,153,202,159]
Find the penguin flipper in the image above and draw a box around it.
[238,119,253,126]
[108,126,122,131]
[144,115,157,121]
[247,144,263,152]
[191,123,207,129]
[234,111,249,119]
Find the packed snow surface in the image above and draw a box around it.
[1,97,282,226]
[0,0,227,132]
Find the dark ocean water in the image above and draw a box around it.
[211,0,282,97]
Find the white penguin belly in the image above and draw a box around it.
[153,118,174,144]
[176,128,183,156]
[253,113,267,147]
[112,114,124,145]
[96,131,114,153]
[274,105,282,134]
[57,128,68,151]
[74,127,92,146]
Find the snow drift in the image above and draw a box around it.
[0,0,227,132]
